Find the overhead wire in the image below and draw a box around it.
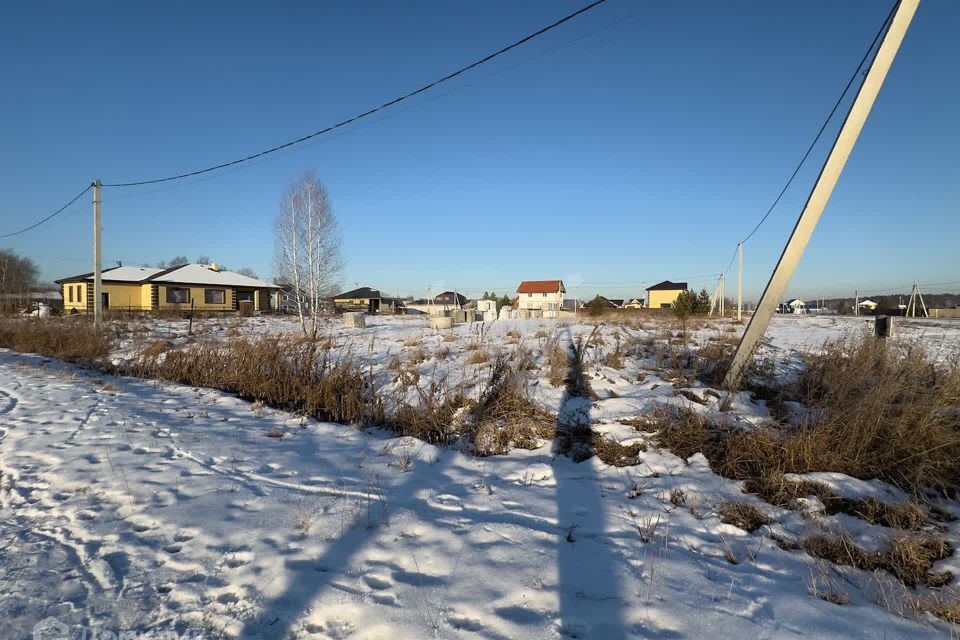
[102,0,609,188]
[719,0,900,277]
[0,184,92,239]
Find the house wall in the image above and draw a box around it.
[517,290,563,310]
[647,289,684,309]
[63,282,149,311]
[62,282,86,312]
[62,282,275,312]
[156,285,273,311]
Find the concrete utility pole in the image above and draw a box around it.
[855,289,859,316]
[92,180,103,327]
[724,0,919,388]
[719,273,725,317]
[737,243,743,322]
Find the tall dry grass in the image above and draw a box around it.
[657,335,960,495]
[129,336,385,426]
[0,318,112,362]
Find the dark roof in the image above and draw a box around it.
[55,265,122,284]
[335,287,380,299]
[646,280,688,291]
[434,291,467,305]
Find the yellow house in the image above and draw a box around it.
[645,280,688,309]
[57,263,280,313]
[622,297,645,310]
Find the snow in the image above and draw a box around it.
[2,313,959,638]
[151,264,278,288]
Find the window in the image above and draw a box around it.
[204,289,225,304]
[527,293,532,298]
[166,287,189,304]
[67,286,73,303]
[542,293,547,297]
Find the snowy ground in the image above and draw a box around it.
[2,314,959,639]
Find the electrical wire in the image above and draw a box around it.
[0,184,92,239]
[720,0,899,276]
[103,0,609,188]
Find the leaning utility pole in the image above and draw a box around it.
[724,0,919,388]
[737,243,743,322]
[92,180,103,327]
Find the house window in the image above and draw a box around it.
[67,286,73,303]
[542,293,547,297]
[527,293,532,298]
[166,287,189,304]
[204,289,225,304]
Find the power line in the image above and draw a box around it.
[0,184,92,239]
[103,0,609,188]
[720,0,899,276]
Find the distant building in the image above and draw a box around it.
[645,281,687,309]
[516,280,565,311]
[333,287,404,314]
[433,291,467,309]
[857,299,879,312]
[786,298,807,315]
[622,298,645,310]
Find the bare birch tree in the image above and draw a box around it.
[273,171,343,337]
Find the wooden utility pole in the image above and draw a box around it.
[92,180,103,327]
[737,243,743,322]
[724,0,919,388]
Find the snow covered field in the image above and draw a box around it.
[2,314,959,639]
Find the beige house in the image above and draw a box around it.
[645,280,687,309]
[516,280,565,310]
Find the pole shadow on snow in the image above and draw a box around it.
[552,329,628,639]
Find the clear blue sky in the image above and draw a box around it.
[1,0,957,301]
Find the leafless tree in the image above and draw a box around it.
[0,249,39,294]
[273,170,343,337]
[237,267,258,279]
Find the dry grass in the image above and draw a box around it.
[719,501,771,532]
[392,355,555,455]
[0,318,112,362]
[792,335,960,493]
[655,335,960,497]
[554,423,645,465]
[466,348,489,365]
[470,355,556,455]
[128,336,385,426]
[803,532,952,588]
[544,338,569,387]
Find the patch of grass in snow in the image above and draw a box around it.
[719,501,771,532]
[803,532,952,588]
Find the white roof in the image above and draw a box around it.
[858,299,878,306]
[101,266,163,282]
[152,264,277,288]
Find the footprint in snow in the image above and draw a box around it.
[431,494,463,511]
[362,574,393,590]
[449,613,486,633]
[371,592,397,606]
